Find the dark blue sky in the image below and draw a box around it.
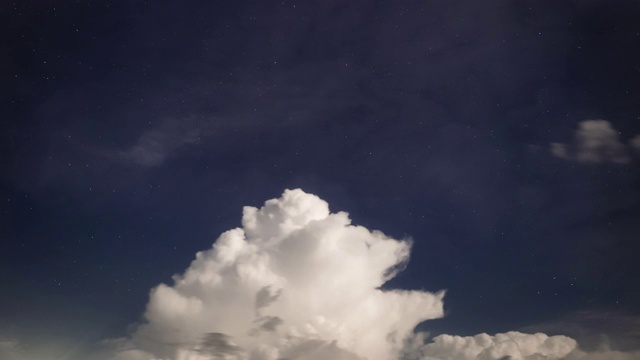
[2,1,640,358]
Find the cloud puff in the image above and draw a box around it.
[107,189,445,360]
[550,120,632,164]
[100,189,640,360]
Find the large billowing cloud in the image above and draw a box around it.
[102,189,638,360]
[107,189,444,360]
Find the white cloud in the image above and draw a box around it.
[98,189,640,360]
[550,120,631,164]
[106,189,445,360]
[414,332,577,360]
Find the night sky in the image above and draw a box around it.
[2,1,640,359]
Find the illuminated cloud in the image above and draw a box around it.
[100,189,640,360]
[550,120,631,164]
[414,332,577,360]
[108,189,445,360]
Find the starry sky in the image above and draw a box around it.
[2,1,640,359]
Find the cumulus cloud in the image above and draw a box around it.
[413,332,577,360]
[565,350,640,360]
[550,120,633,164]
[406,332,640,360]
[99,189,640,360]
[106,189,445,360]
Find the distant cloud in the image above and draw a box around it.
[118,117,206,167]
[550,120,636,164]
[415,332,577,360]
[96,189,640,360]
[198,333,244,358]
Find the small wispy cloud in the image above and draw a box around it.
[550,120,638,164]
[118,117,207,167]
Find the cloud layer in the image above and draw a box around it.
[102,189,639,360]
